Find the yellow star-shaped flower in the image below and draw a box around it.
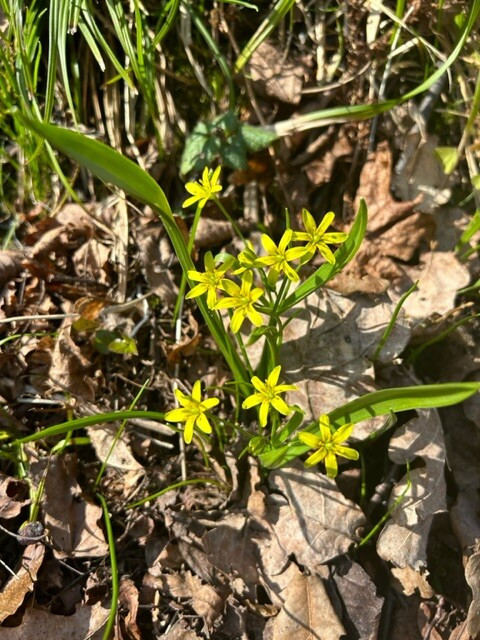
[256,229,306,285]
[292,210,348,264]
[298,415,359,478]
[182,166,222,208]
[187,252,233,309]
[165,380,219,444]
[242,365,297,428]
[215,271,264,333]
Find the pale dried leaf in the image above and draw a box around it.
[249,41,305,104]
[332,560,383,640]
[393,133,451,213]
[269,463,366,567]
[271,566,346,639]
[377,410,446,569]
[88,426,144,474]
[390,566,434,598]
[0,543,45,622]
[31,458,108,558]
[401,252,470,321]
[303,136,353,186]
[0,602,109,639]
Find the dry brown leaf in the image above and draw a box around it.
[194,217,234,249]
[303,135,353,187]
[0,475,29,519]
[150,570,224,629]
[0,250,24,287]
[203,512,259,587]
[271,566,346,639]
[135,229,178,305]
[30,457,108,558]
[355,141,423,233]
[49,325,98,402]
[332,560,384,640]
[0,543,45,622]
[268,462,366,567]
[249,41,305,104]
[281,288,410,433]
[0,602,109,639]
[377,410,446,569]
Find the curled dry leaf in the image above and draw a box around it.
[268,462,366,567]
[377,410,446,569]
[0,543,45,623]
[0,475,29,519]
[118,577,141,640]
[0,601,110,639]
[30,457,108,558]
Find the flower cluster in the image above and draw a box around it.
[183,166,348,335]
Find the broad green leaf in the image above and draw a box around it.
[241,124,278,152]
[19,116,172,218]
[181,111,279,175]
[472,175,480,190]
[279,199,368,312]
[435,146,458,174]
[259,382,480,468]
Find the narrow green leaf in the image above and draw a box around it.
[259,382,480,468]
[14,410,171,444]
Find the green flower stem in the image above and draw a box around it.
[97,493,118,640]
[212,196,245,241]
[174,202,204,324]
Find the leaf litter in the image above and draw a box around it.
[1,7,480,639]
